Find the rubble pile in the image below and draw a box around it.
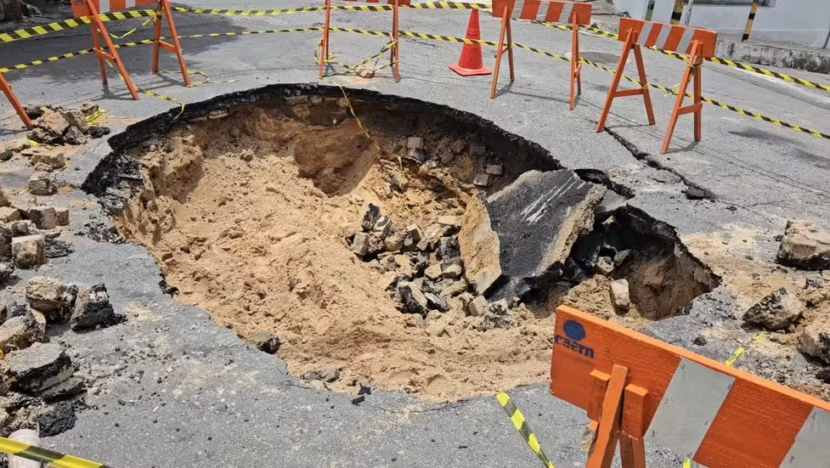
[0,276,121,436]
[0,189,73,269]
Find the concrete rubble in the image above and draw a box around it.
[776,220,830,271]
[742,288,803,332]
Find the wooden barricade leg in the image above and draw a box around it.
[152,0,191,86]
[586,365,628,468]
[490,11,513,99]
[596,30,655,131]
[391,0,401,83]
[85,0,140,100]
[0,72,32,129]
[319,0,332,78]
[661,42,702,154]
[569,18,582,110]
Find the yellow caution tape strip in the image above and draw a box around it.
[724,332,766,367]
[0,436,110,468]
[0,9,157,43]
[496,392,555,468]
[172,2,487,15]
[532,20,830,94]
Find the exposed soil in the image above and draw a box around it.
[106,94,717,401]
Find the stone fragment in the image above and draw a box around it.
[416,239,430,252]
[458,197,502,296]
[467,296,488,317]
[40,377,85,402]
[394,255,413,277]
[384,232,403,252]
[424,264,442,280]
[0,316,38,353]
[360,204,381,231]
[352,232,369,256]
[79,102,98,116]
[28,172,56,196]
[406,224,424,243]
[450,138,466,154]
[12,235,45,269]
[7,343,73,393]
[440,152,455,165]
[482,299,513,329]
[8,220,32,237]
[595,256,615,275]
[437,216,461,228]
[61,108,89,133]
[594,190,628,220]
[743,288,803,332]
[55,207,69,226]
[63,126,87,146]
[473,174,490,187]
[398,282,429,316]
[25,105,46,119]
[485,165,504,176]
[26,277,74,316]
[319,367,340,383]
[442,264,463,279]
[0,263,13,285]
[248,330,280,355]
[441,280,467,298]
[27,206,58,230]
[469,142,486,157]
[485,170,605,300]
[609,279,630,312]
[776,220,830,271]
[0,207,21,223]
[425,292,448,312]
[373,216,392,238]
[36,401,76,436]
[88,126,110,139]
[406,137,424,150]
[0,188,9,208]
[408,148,427,164]
[32,109,69,143]
[438,237,460,260]
[799,318,830,363]
[355,64,375,78]
[71,284,114,330]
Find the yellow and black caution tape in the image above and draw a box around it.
[0,436,110,468]
[108,16,155,40]
[496,392,555,468]
[172,2,486,16]
[0,9,157,43]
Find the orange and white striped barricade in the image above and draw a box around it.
[550,305,830,467]
[490,0,591,109]
[70,0,191,100]
[0,72,32,129]
[595,18,717,154]
[319,0,405,82]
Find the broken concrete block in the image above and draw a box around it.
[798,318,830,363]
[250,330,281,354]
[406,224,424,244]
[25,276,74,316]
[28,173,56,196]
[71,284,114,330]
[440,152,455,165]
[442,264,463,280]
[408,148,427,164]
[40,376,85,402]
[0,262,13,285]
[425,292,448,312]
[438,237,460,260]
[424,264,442,280]
[458,198,502,296]
[0,207,21,223]
[482,299,514,329]
[384,232,404,252]
[12,235,45,269]
[441,280,467,298]
[54,207,69,226]
[32,109,69,143]
[743,288,803,332]
[79,101,98,116]
[485,165,503,176]
[437,216,461,228]
[373,216,392,238]
[485,170,606,300]
[776,220,830,271]
[467,295,488,317]
[8,220,32,237]
[64,127,87,146]
[595,256,615,276]
[0,224,11,257]
[416,239,430,252]
[0,316,38,353]
[469,141,486,157]
[594,190,628,220]
[37,401,77,436]
[473,174,490,187]
[360,204,381,231]
[450,138,466,154]
[27,206,58,230]
[406,137,423,150]
[0,188,10,208]
[394,255,413,278]
[352,232,369,256]
[398,282,429,316]
[609,279,630,312]
[8,342,73,393]
[31,148,66,170]
[61,108,89,133]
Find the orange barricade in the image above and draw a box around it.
[70,0,191,100]
[550,305,830,467]
[319,0,405,82]
[596,18,717,154]
[0,72,32,129]
[490,0,591,109]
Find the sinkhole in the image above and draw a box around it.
[83,84,719,402]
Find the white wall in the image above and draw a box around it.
[612,0,830,49]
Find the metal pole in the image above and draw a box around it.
[683,0,695,26]
[742,0,760,42]
[670,0,684,25]
[645,0,655,21]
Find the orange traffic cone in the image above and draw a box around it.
[449,10,492,76]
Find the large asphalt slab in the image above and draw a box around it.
[0,1,828,466]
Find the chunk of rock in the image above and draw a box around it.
[425,292,448,312]
[26,277,74,316]
[776,220,830,271]
[12,235,45,269]
[473,174,490,187]
[384,232,403,252]
[438,216,461,228]
[79,102,99,116]
[485,170,606,300]
[798,318,830,363]
[40,376,85,402]
[594,190,628,220]
[450,138,466,154]
[32,109,69,143]
[0,207,21,223]
[0,316,38,353]
[398,282,429,316]
[467,295,488,317]
[406,224,424,243]
[469,142,486,157]
[482,299,514,329]
[595,256,615,275]
[7,343,73,393]
[28,172,56,196]
[743,288,803,332]
[71,284,114,330]
[250,330,281,354]
[64,126,88,146]
[424,264,442,280]
[27,206,58,230]
[442,264,463,279]
[30,148,66,170]
[609,279,630,312]
[0,262,14,284]
[0,188,10,207]
[37,401,76,436]
[485,165,503,176]
[352,232,369,256]
[55,207,69,226]
[360,204,381,231]
[458,197,502,295]
[61,108,89,133]
[406,137,423,150]
[373,216,392,238]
